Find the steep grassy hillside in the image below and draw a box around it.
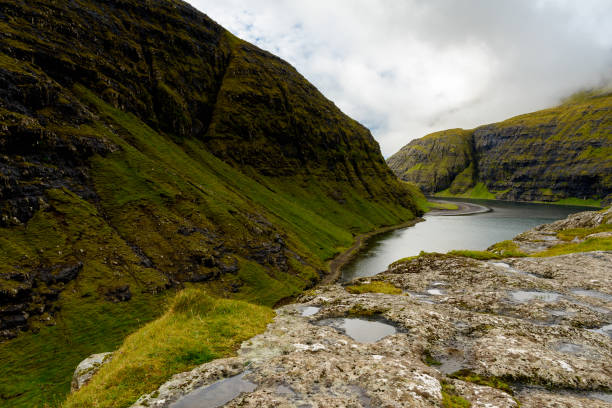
[0,1,420,406]
[388,89,612,205]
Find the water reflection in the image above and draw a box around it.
[342,199,592,282]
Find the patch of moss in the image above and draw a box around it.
[347,304,378,316]
[441,381,471,408]
[450,369,513,395]
[532,237,612,257]
[549,197,603,207]
[556,223,612,241]
[427,201,460,211]
[345,281,402,295]
[487,240,528,257]
[422,350,442,366]
[447,250,502,260]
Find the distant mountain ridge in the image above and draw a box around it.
[387,89,612,206]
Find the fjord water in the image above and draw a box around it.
[341,198,596,282]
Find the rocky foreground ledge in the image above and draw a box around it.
[80,208,611,407]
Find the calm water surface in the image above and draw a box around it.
[341,198,596,282]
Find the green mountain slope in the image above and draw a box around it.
[387,89,612,205]
[0,1,420,405]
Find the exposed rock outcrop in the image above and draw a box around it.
[133,210,612,407]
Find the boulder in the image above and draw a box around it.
[71,352,113,392]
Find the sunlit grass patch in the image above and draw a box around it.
[63,289,274,408]
[487,240,528,257]
[345,281,402,295]
[556,223,612,241]
[427,201,459,211]
[447,250,502,260]
[533,237,612,257]
[441,381,471,408]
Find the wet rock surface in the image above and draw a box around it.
[134,253,610,407]
[132,211,611,407]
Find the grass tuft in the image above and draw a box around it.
[63,288,274,408]
[532,237,612,257]
[449,370,512,395]
[487,240,528,257]
[345,281,402,295]
[447,250,502,260]
[441,381,471,408]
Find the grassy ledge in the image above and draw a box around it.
[345,281,402,295]
[63,288,274,408]
[447,250,503,260]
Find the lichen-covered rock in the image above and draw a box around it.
[71,352,113,392]
[132,249,611,407]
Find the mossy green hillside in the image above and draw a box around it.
[435,182,497,200]
[388,90,612,204]
[0,1,420,406]
[0,87,416,407]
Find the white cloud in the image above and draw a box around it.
[187,0,612,156]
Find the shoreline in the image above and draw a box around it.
[277,199,491,308]
[430,196,604,209]
[323,217,424,285]
[426,199,491,216]
[273,217,423,308]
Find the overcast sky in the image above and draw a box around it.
[187,0,612,156]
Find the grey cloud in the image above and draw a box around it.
[188,0,612,156]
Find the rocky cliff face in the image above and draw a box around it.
[0,1,420,404]
[387,90,612,204]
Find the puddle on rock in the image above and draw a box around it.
[569,298,611,315]
[170,371,257,408]
[299,306,321,317]
[426,288,445,296]
[438,355,467,375]
[587,391,612,403]
[406,291,436,304]
[554,342,586,355]
[553,342,601,360]
[549,309,573,317]
[509,290,562,303]
[276,384,296,396]
[347,384,372,407]
[491,262,540,279]
[570,289,612,302]
[588,324,612,339]
[315,317,397,343]
[435,348,468,375]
